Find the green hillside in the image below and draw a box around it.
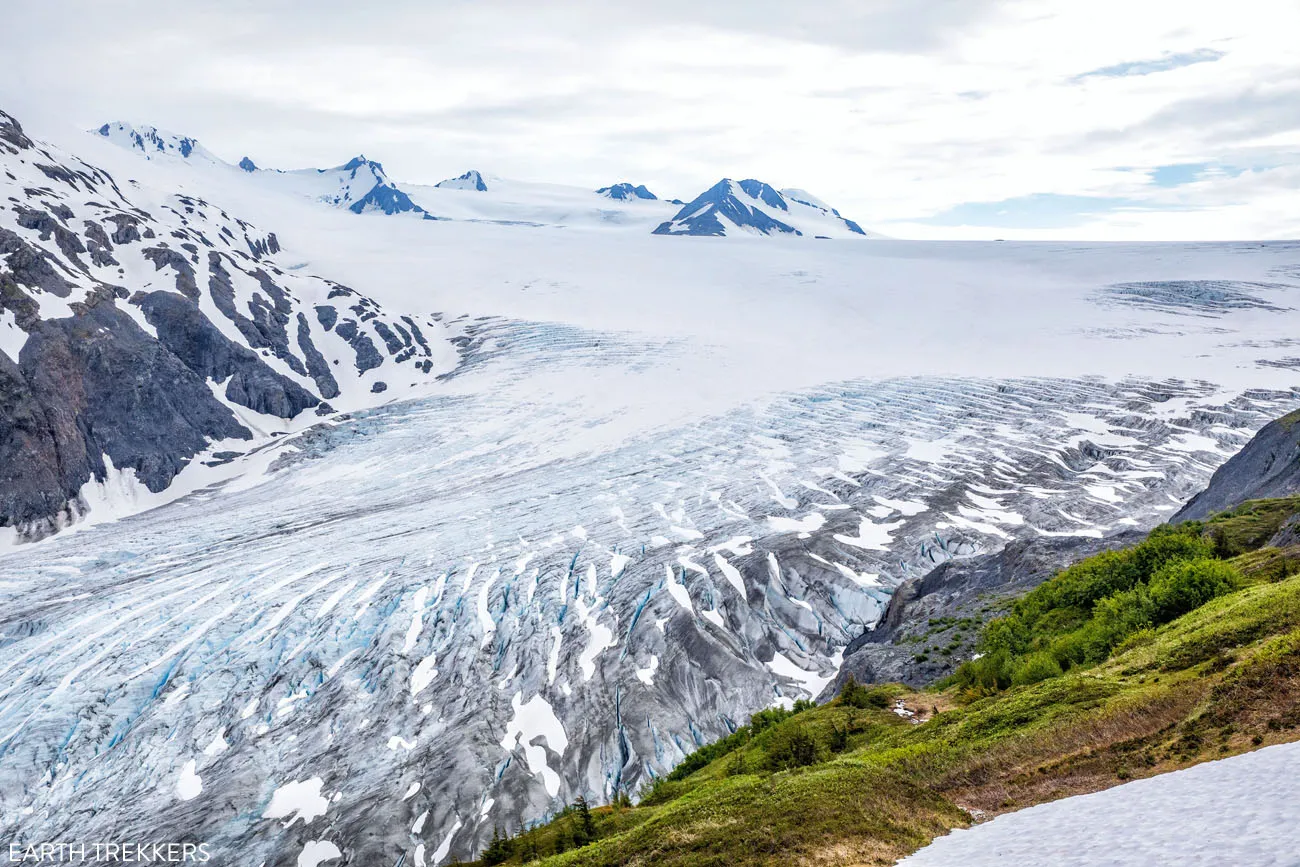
[463,498,1300,867]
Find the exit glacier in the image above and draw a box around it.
[3,113,1300,865]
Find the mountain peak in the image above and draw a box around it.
[653,177,873,238]
[596,182,657,201]
[436,169,488,192]
[341,155,383,173]
[0,109,33,153]
[93,121,213,162]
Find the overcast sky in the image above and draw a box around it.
[2,0,1297,240]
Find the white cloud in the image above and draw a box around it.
[0,0,1296,239]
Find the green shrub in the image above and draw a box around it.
[839,676,892,709]
[958,520,1229,697]
[1148,558,1239,621]
[765,725,821,771]
[951,649,1014,693]
[1011,651,1063,686]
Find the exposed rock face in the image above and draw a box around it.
[0,109,34,152]
[1,301,251,538]
[596,182,656,200]
[436,169,488,191]
[138,290,319,417]
[822,532,1139,694]
[1174,409,1300,522]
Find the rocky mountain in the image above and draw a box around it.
[0,109,454,541]
[652,178,875,238]
[95,124,431,218]
[596,182,657,201]
[306,156,431,216]
[823,532,1141,693]
[1174,408,1300,522]
[94,121,220,165]
[436,169,489,191]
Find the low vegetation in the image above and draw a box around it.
[461,498,1300,867]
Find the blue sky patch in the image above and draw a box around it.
[1073,48,1225,82]
[1150,162,1212,187]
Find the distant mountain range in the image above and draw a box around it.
[92,121,879,238]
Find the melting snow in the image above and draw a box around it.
[410,654,439,697]
[296,841,341,867]
[834,516,904,551]
[766,650,839,698]
[202,728,228,757]
[176,760,202,801]
[635,655,659,686]
[263,778,330,827]
[765,512,826,535]
[499,692,568,798]
[898,741,1300,867]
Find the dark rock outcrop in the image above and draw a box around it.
[1,303,251,537]
[1174,409,1300,522]
[138,290,319,417]
[0,109,34,153]
[822,533,1139,694]
[142,246,199,300]
[1,227,74,296]
[596,183,656,201]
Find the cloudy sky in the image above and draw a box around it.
[3,0,1297,240]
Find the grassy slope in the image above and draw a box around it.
[465,499,1300,867]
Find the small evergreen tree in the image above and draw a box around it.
[828,718,849,752]
[518,833,539,862]
[573,795,596,844]
[765,724,820,771]
[481,825,514,866]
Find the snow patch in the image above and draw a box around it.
[263,778,330,827]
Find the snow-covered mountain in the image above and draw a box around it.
[436,169,489,191]
[94,120,221,165]
[653,178,880,238]
[1,109,457,541]
[289,155,432,216]
[92,125,880,239]
[5,105,1300,866]
[96,123,431,217]
[597,182,657,200]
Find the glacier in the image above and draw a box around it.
[2,111,1300,864]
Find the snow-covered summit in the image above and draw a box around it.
[303,155,429,216]
[653,178,877,238]
[436,169,488,191]
[596,182,657,201]
[97,122,431,218]
[93,121,220,165]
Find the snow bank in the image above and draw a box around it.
[897,741,1300,866]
